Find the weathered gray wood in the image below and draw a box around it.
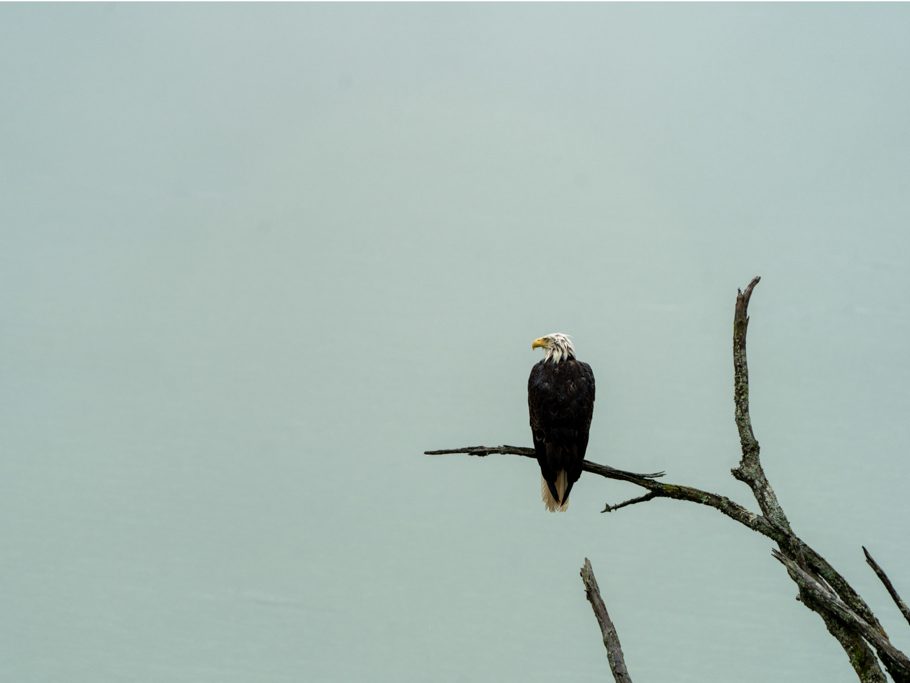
[425,276,907,683]
[864,546,910,629]
[580,558,633,683]
[774,550,909,682]
[729,277,792,532]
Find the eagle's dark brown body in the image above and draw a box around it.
[528,356,595,510]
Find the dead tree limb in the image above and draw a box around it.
[428,446,783,542]
[425,277,908,682]
[863,546,910,628]
[580,558,633,683]
[774,550,910,681]
[601,492,658,513]
[730,276,792,532]
[726,280,889,681]
[424,446,665,482]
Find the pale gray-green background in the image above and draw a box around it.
[2,4,909,682]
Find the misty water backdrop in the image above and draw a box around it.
[3,4,910,682]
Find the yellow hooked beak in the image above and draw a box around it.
[531,337,548,350]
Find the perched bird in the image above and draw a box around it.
[528,333,596,512]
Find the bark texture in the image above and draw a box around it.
[580,558,633,683]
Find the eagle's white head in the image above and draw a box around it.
[531,332,576,363]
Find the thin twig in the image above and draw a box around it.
[863,546,910,628]
[581,558,633,683]
[601,492,658,513]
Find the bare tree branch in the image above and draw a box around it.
[428,445,785,541]
[425,445,536,457]
[580,558,633,683]
[863,546,910,628]
[810,605,888,683]
[773,550,910,683]
[730,276,792,532]
[424,276,906,682]
[800,541,886,636]
[729,279,887,681]
[425,445,665,482]
[601,492,658,513]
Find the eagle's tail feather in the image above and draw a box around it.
[541,470,570,512]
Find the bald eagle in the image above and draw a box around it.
[529,333,595,512]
